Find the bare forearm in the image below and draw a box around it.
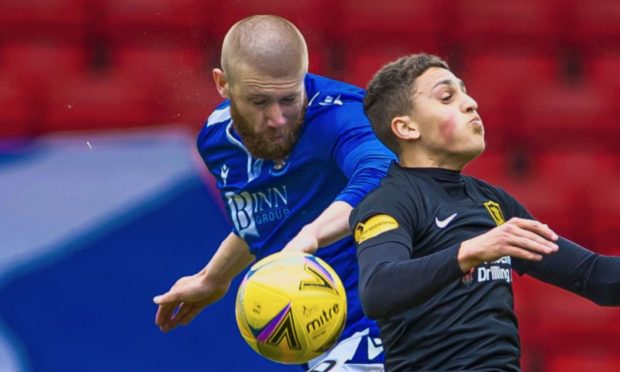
[306,201,353,247]
[154,233,254,332]
[202,232,255,285]
[283,201,353,254]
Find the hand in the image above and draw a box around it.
[458,217,559,272]
[282,225,320,254]
[153,272,230,333]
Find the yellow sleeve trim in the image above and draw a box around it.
[354,214,399,244]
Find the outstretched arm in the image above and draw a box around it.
[285,105,394,254]
[283,201,352,253]
[521,237,620,306]
[154,232,255,332]
[358,218,558,319]
[497,189,620,306]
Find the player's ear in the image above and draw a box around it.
[391,115,420,141]
[212,68,230,99]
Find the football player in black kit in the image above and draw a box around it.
[350,54,620,372]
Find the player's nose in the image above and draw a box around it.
[266,104,286,128]
[462,92,479,113]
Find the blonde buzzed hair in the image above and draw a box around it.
[221,15,309,83]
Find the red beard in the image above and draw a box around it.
[230,101,304,161]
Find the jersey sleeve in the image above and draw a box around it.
[493,186,620,304]
[315,100,395,207]
[522,237,620,306]
[350,187,415,256]
[350,186,464,319]
[492,186,564,275]
[195,101,231,185]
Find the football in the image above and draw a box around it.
[235,251,347,364]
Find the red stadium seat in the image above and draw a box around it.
[516,275,620,345]
[0,42,90,86]
[337,0,446,49]
[0,42,90,136]
[109,46,219,130]
[503,179,580,243]
[568,0,620,53]
[452,0,565,54]
[100,0,214,48]
[110,45,207,92]
[43,72,157,133]
[159,70,223,131]
[533,152,618,191]
[545,354,620,372]
[0,75,38,137]
[341,43,441,89]
[583,154,620,253]
[526,152,619,245]
[515,276,620,372]
[584,52,620,94]
[0,0,91,44]
[507,152,620,342]
[519,82,618,151]
[461,53,561,151]
[492,151,604,242]
[219,0,333,35]
[462,151,513,185]
[465,149,603,243]
[336,1,446,80]
[465,150,574,239]
[587,184,620,253]
[509,152,620,368]
[218,0,334,75]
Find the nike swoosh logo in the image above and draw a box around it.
[435,213,458,228]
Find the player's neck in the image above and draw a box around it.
[399,149,468,171]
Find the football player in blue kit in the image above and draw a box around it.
[154,15,393,371]
[350,54,620,371]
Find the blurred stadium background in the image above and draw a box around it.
[0,0,619,371]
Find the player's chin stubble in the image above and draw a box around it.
[230,102,304,161]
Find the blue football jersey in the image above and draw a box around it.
[197,73,395,340]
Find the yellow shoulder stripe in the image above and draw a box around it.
[354,214,399,244]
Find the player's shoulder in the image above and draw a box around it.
[197,100,230,148]
[353,163,421,219]
[377,163,429,196]
[463,174,522,214]
[304,73,366,120]
[205,100,231,126]
[305,73,365,101]
[464,174,496,192]
[464,175,513,200]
